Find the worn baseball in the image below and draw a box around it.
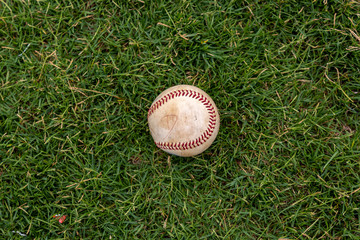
[147,85,220,157]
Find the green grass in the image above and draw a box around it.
[1,0,360,239]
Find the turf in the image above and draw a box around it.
[1,0,360,239]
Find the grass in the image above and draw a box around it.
[0,0,360,239]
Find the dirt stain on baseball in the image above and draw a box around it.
[161,114,178,140]
[160,102,179,129]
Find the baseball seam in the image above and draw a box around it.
[148,89,217,151]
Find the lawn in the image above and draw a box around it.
[1,0,360,239]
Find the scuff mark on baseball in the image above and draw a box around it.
[147,85,220,157]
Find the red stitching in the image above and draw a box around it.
[148,88,217,151]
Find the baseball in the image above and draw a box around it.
[147,85,220,157]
